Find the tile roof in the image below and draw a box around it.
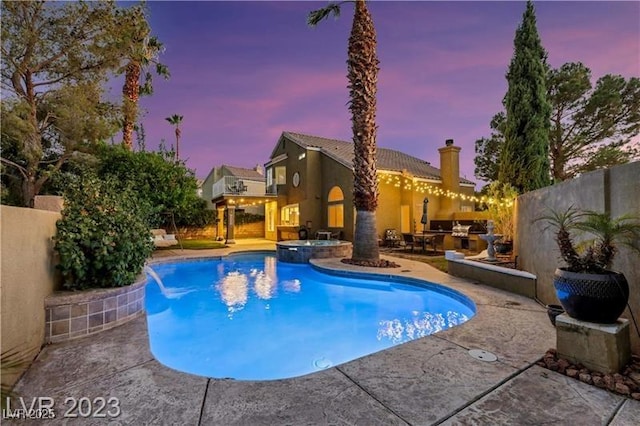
[282,132,474,185]
[222,165,265,181]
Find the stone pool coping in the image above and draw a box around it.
[15,246,640,424]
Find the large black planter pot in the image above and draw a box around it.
[495,241,513,255]
[553,268,629,324]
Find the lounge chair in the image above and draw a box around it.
[151,229,179,248]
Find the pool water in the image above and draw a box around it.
[145,253,475,380]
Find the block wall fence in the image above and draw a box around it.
[515,161,640,353]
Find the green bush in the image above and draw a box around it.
[54,174,153,290]
[95,145,211,228]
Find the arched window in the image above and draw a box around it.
[327,186,344,228]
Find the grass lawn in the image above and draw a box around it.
[156,239,226,250]
[420,256,448,273]
[386,251,449,273]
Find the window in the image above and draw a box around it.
[275,166,286,185]
[281,204,299,226]
[266,168,273,187]
[327,186,344,228]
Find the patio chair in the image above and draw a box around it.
[384,229,401,247]
[316,229,331,240]
[426,234,445,254]
[402,233,415,252]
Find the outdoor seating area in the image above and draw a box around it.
[227,179,248,194]
[402,233,445,254]
[384,229,401,247]
[315,229,342,240]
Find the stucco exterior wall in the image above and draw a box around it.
[516,162,640,353]
[377,182,403,234]
[1,205,61,388]
[320,154,354,240]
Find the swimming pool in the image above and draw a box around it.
[145,252,475,380]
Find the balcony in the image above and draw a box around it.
[211,176,269,199]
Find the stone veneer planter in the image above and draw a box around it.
[276,240,353,263]
[44,277,146,343]
[447,255,537,299]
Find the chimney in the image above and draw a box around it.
[254,164,264,175]
[438,139,461,215]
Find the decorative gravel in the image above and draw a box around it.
[539,349,640,401]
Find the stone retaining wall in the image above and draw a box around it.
[447,259,537,299]
[177,221,265,239]
[44,278,146,343]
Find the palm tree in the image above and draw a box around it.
[308,0,381,263]
[119,5,169,151]
[165,114,183,160]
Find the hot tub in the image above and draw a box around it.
[276,240,353,263]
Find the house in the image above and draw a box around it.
[202,164,276,243]
[263,131,483,249]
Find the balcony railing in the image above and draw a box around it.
[211,176,269,198]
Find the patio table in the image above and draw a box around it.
[413,233,437,253]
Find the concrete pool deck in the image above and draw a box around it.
[10,241,640,425]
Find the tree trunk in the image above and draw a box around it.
[352,210,380,261]
[122,62,141,151]
[175,128,181,160]
[348,0,380,263]
[22,173,37,208]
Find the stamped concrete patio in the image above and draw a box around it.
[10,241,640,425]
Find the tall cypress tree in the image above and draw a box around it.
[498,0,551,192]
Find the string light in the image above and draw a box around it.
[376,171,515,207]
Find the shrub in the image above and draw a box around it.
[54,174,153,290]
[483,181,518,242]
[95,145,210,228]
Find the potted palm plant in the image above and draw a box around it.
[539,206,640,323]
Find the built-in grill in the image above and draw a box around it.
[429,220,488,252]
[452,223,472,237]
[452,222,472,249]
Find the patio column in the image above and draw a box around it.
[226,205,236,244]
[216,206,225,240]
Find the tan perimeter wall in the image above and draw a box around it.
[516,162,640,353]
[178,221,265,240]
[1,205,61,388]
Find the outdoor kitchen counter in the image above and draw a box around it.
[427,231,488,252]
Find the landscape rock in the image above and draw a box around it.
[557,358,570,374]
[540,349,640,399]
[615,383,631,395]
[566,368,579,378]
[579,373,593,385]
[604,374,616,391]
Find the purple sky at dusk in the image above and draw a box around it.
[130,1,640,186]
